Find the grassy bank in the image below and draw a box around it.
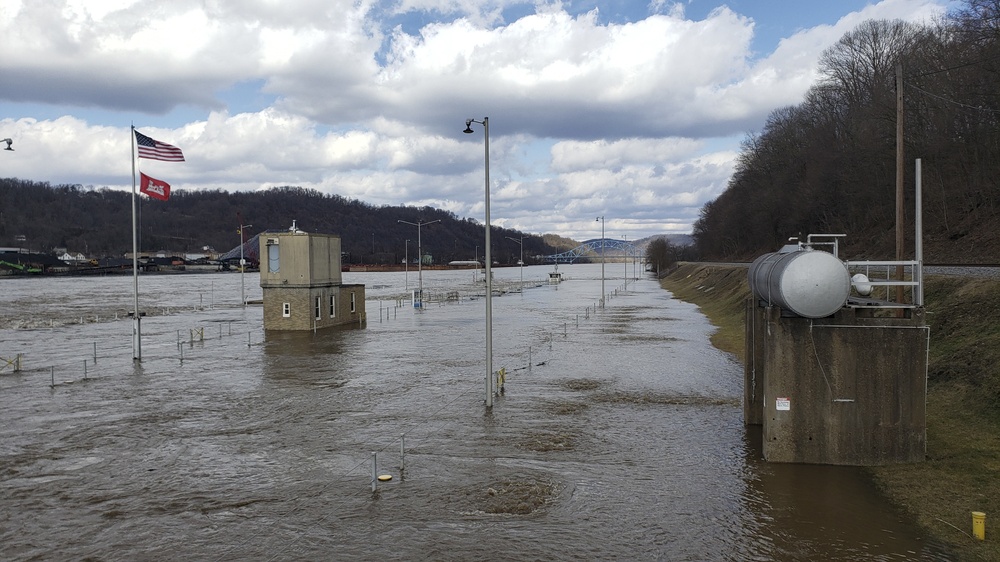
[660,263,1000,561]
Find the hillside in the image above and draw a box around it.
[692,7,1000,264]
[0,178,559,265]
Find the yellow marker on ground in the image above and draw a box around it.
[972,511,986,541]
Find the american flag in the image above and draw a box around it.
[134,130,185,162]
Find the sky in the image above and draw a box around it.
[0,0,951,243]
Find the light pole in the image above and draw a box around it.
[464,117,493,407]
[596,216,605,308]
[506,235,523,289]
[404,239,410,291]
[238,223,252,306]
[623,234,627,290]
[398,219,440,307]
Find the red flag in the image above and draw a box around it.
[139,172,171,201]
[134,129,185,162]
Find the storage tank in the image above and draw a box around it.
[748,249,850,318]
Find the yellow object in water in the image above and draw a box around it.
[377,474,392,482]
[972,511,986,541]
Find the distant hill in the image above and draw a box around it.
[1,178,698,265]
[541,233,579,252]
[633,234,693,249]
[0,178,562,265]
[542,233,693,254]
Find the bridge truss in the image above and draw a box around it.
[541,238,639,263]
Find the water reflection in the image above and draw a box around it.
[742,425,945,561]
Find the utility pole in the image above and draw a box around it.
[623,234,627,290]
[895,62,905,307]
[238,222,252,306]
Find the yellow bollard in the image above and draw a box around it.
[972,511,986,541]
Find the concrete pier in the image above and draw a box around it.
[745,301,928,465]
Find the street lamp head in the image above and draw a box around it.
[464,118,489,133]
[2,138,12,151]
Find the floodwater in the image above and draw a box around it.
[0,264,951,561]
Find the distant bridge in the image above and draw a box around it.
[541,238,639,263]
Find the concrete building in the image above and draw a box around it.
[258,223,365,331]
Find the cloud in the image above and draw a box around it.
[0,0,948,240]
[551,138,704,173]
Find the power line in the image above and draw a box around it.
[909,54,1000,78]
[906,82,1000,113]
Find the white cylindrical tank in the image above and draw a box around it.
[748,249,851,318]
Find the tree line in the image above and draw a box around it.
[0,178,564,265]
[693,0,1000,263]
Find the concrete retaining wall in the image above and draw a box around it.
[745,302,928,465]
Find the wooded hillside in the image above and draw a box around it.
[694,0,1000,263]
[0,178,561,265]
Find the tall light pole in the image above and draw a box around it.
[596,216,605,308]
[506,235,523,289]
[633,241,638,280]
[632,236,639,281]
[238,223,252,306]
[398,219,440,307]
[623,234,627,290]
[464,117,493,407]
[404,239,410,291]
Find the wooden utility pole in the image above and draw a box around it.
[895,62,905,307]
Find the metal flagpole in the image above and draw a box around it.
[130,125,141,361]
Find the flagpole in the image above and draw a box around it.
[131,125,141,361]
[129,128,183,361]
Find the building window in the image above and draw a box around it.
[315,296,321,320]
[329,295,336,318]
[268,244,280,273]
[282,302,290,317]
[350,292,356,313]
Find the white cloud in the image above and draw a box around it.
[0,0,949,240]
[551,138,703,173]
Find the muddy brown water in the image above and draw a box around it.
[0,265,951,560]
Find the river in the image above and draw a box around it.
[0,264,951,560]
